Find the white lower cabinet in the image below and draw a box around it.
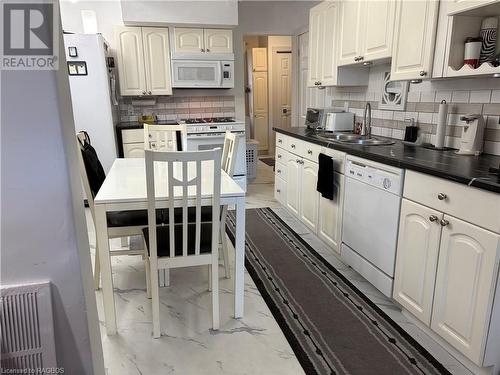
[393,199,442,325]
[299,159,319,232]
[431,216,500,364]
[123,143,145,158]
[317,172,344,254]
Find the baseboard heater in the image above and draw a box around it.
[1,282,57,369]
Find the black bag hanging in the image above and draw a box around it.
[78,131,106,197]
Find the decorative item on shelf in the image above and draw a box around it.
[479,17,498,64]
[435,100,448,149]
[403,118,418,143]
[354,121,363,135]
[138,114,157,124]
[378,71,408,111]
[464,37,482,68]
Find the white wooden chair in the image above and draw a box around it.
[77,133,147,290]
[143,149,222,337]
[143,124,187,151]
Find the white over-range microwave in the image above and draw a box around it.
[171,59,234,88]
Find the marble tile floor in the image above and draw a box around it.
[86,160,472,375]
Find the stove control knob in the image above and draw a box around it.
[383,178,391,190]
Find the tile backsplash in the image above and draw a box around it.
[327,66,500,156]
[119,95,236,122]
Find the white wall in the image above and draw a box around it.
[0,17,103,375]
[121,0,238,26]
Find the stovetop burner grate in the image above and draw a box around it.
[185,117,235,124]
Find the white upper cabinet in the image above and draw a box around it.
[173,28,233,54]
[115,26,172,96]
[431,216,500,365]
[115,26,147,96]
[447,0,499,14]
[390,0,439,81]
[337,0,395,66]
[173,28,204,53]
[142,28,172,96]
[337,0,364,66]
[204,29,233,53]
[307,4,324,87]
[320,2,340,86]
[393,199,442,325]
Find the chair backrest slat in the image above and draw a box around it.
[144,124,187,152]
[145,149,221,260]
[221,131,241,177]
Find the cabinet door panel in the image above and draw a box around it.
[307,5,323,87]
[174,28,204,53]
[391,0,439,81]
[142,28,172,95]
[115,26,146,96]
[317,172,344,253]
[362,0,396,61]
[337,0,363,66]
[123,143,145,158]
[285,156,301,216]
[252,48,268,72]
[254,113,268,151]
[204,29,233,53]
[300,159,319,231]
[393,199,442,325]
[320,2,338,85]
[431,216,500,365]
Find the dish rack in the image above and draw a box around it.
[246,139,259,180]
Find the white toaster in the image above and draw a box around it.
[324,111,354,132]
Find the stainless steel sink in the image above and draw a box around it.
[314,132,394,146]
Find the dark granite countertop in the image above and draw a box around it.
[117,120,179,130]
[273,127,500,194]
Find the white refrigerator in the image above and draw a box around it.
[64,33,119,173]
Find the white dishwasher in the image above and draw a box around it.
[341,155,404,298]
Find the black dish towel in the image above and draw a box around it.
[317,153,334,200]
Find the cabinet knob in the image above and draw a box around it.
[277,189,281,193]
[307,149,313,154]
[440,219,450,227]
[291,144,296,149]
[419,71,427,77]
[277,154,282,158]
[429,215,438,222]
[278,139,282,143]
[437,193,447,201]
[142,91,146,95]
[206,48,210,52]
[148,91,152,95]
[201,48,205,52]
[277,169,281,173]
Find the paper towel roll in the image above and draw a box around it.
[435,100,448,149]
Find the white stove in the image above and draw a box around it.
[180,118,247,190]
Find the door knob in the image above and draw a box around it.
[419,71,427,76]
[437,193,447,201]
[148,91,152,95]
[429,215,438,222]
[440,219,450,227]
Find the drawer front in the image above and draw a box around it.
[275,176,287,205]
[276,133,288,148]
[404,170,500,233]
[275,146,287,164]
[320,147,346,173]
[275,161,287,180]
[286,137,302,155]
[122,128,144,144]
[301,142,322,163]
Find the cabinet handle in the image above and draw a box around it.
[277,154,282,158]
[359,56,364,61]
[201,48,205,52]
[429,215,438,222]
[307,149,313,154]
[291,144,296,149]
[277,169,281,173]
[206,48,210,52]
[318,81,322,86]
[419,71,427,77]
[278,139,282,143]
[437,193,447,201]
[440,219,450,227]
[148,91,152,95]
[142,91,147,95]
[277,189,281,193]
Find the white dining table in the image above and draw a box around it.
[94,158,246,335]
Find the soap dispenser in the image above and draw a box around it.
[456,114,485,155]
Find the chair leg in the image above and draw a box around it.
[164,269,170,287]
[208,265,212,292]
[151,263,161,338]
[211,257,219,330]
[220,226,230,279]
[93,243,100,290]
[121,236,129,248]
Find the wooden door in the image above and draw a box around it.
[391,0,439,81]
[307,4,323,87]
[252,48,268,72]
[320,1,339,85]
[285,155,301,217]
[431,216,500,365]
[361,0,396,62]
[273,51,292,129]
[173,28,204,53]
[317,172,344,253]
[204,29,233,53]
[393,199,443,325]
[300,159,319,232]
[337,0,363,66]
[142,28,172,96]
[252,71,269,151]
[114,26,147,96]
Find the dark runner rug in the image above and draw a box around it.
[259,157,275,167]
[226,208,451,375]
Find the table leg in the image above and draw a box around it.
[95,204,116,335]
[234,196,245,318]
